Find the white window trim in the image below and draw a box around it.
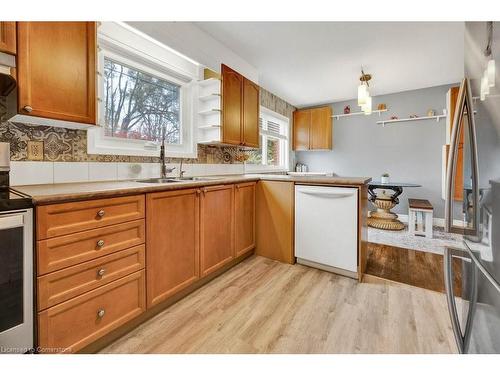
[87,22,199,158]
[244,106,290,173]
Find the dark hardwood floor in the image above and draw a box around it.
[366,242,462,295]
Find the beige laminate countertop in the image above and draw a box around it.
[13,174,371,204]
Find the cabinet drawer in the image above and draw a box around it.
[38,270,146,353]
[37,195,145,239]
[38,245,145,310]
[38,219,145,275]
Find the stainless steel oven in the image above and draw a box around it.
[0,208,33,354]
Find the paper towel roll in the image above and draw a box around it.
[0,142,10,171]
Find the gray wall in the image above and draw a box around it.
[296,84,457,217]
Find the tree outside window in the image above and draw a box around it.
[103,58,181,144]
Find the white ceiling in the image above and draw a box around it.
[195,22,465,108]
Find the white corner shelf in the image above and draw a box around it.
[199,93,221,102]
[198,109,221,116]
[198,125,221,130]
[198,78,220,87]
[332,109,388,120]
[377,114,446,127]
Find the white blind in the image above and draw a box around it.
[260,112,288,140]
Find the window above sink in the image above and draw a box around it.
[87,22,199,158]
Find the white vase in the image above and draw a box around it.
[381,176,390,184]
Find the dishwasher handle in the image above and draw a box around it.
[297,189,356,199]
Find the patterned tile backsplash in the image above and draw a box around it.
[0,88,295,165]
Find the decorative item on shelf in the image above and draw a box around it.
[381,173,390,184]
[409,114,419,119]
[343,105,351,114]
[377,103,387,111]
[427,109,436,116]
[390,115,399,120]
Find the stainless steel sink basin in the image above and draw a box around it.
[136,178,179,183]
[137,176,220,183]
[177,176,219,181]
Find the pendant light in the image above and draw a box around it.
[357,68,372,107]
[363,95,372,115]
[481,22,496,101]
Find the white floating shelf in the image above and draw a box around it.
[377,114,446,127]
[199,93,221,102]
[198,109,221,116]
[198,78,220,87]
[332,109,388,119]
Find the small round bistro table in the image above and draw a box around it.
[367,181,422,231]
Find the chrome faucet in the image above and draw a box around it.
[179,159,186,179]
[160,131,175,179]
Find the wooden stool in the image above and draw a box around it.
[408,199,433,238]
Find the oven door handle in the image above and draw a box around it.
[0,213,24,229]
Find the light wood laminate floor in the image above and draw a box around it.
[101,255,457,354]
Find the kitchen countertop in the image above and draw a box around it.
[13,174,371,204]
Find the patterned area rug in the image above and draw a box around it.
[368,225,463,255]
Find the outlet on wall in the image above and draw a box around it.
[27,141,44,161]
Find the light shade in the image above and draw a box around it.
[358,84,368,106]
[363,95,372,115]
[480,73,489,101]
[487,59,496,88]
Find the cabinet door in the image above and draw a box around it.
[293,109,311,150]
[242,78,260,148]
[235,182,256,257]
[310,106,332,150]
[146,189,200,308]
[222,64,243,145]
[17,22,97,124]
[0,22,16,54]
[200,185,234,276]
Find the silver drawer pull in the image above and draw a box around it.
[97,268,106,277]
[97,309,105,318]
[97,239,105,248]
[97,209,105,218]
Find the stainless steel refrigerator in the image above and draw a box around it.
[444,21,500,354]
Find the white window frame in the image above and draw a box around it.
[87,22,199,158]
[245,106,290,173]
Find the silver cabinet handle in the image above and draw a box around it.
[97,239,105,248]
[97,268,105,277]
[97,209,105,218]
[23,105,33,113]
[97,309,105,318]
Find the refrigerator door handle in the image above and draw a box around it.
[444,246,478,354]
[444,78,480,237]
[444,247,465,353]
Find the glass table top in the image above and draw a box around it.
[368,181,422,188]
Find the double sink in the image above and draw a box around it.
[137,176,220,184]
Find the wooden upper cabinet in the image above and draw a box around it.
[310,106,332,149]
[235,182,256,257]
[222,64,243,146]
[17,22,97,124]
[293,106,332,150]
[0,22,16,54]
[242,78,260,148]
[221,64,260,148]
[293,110,311,150]
[146,189,200,308]
[200,184,234,277]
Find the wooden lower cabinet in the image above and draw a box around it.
[38,270,146,353]
[146,189,200,308]
[235,182,256,257]
[255,181,295,264]
[200,185,235,276]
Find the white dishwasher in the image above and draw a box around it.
[295,185,358,278]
